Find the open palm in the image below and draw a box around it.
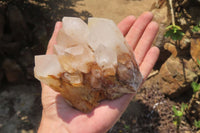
[38,12,160,133]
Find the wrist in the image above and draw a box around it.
[38,112,70,133]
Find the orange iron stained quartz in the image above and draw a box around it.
[34,17,143,113]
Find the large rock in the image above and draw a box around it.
[164,43,177,57]
[151,0,170,25]
[18,48,34,80]
[33,24,48,47]
[0,13,5,39]
[19,48,34,68]
[2,59,24,83]
[190,38,200,64]
[151,0,171,47]
[159,57,198,98]
[7,6,29,42]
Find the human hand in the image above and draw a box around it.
[38,12,159,133]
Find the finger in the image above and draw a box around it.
[46,21,62,55]
[117,15,136,36]
[125,12,153,50]
[139,46,160,79]
[134,21,159,65]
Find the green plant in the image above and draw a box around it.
[191,81,200,94]
[192,22,200,33]
[165,25,185,41]
[172,103,188,131]
[197,59,200,66]
[124,124,130,131]
[165,0,184,42]
[194,120,200,129]
[164,0,185,43]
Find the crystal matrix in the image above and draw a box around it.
[34,17,143,113]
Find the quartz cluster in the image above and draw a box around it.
[34,17,143,113]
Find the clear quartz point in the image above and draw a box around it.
[34,17,143,113]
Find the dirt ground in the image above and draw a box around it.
[73,0,156,23]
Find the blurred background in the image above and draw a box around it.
[0,0,200,132]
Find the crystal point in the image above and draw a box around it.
[34,17,143,113]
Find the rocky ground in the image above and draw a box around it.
[0,0,200,132]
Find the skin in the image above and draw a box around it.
[38,12,160,133]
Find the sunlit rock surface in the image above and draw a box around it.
[34,17,143,113]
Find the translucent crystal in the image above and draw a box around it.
[95,44,117,76]
[88,18,129,53]
[34,17,143,113]
[34,55,64,78]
